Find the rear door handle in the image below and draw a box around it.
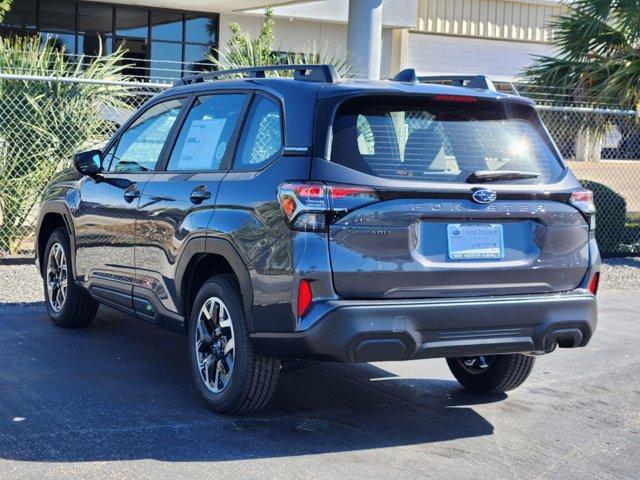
[124,187,141,203]
[190,186,211,204]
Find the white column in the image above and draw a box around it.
[347,0,383,80]
[390,28,409,74]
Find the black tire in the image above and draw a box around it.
[42,227,99,328]
[446,354,535,393]
[188,274,280,415]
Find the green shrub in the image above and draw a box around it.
[0,35,130,254]
[580,180,627,254]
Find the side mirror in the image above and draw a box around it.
[74,150,103,177]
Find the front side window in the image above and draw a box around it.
[234,96,282,170]
[167,94,247,171]
[331,97,564,184]
[107,98,185,173]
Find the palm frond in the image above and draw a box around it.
[0,0,11,23]
[0,34,132,253]
[522,0,640,109]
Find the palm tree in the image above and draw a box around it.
[523,0,640,162]
[524,0,640,110]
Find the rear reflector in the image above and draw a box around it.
[297,280,313,317]
[588,272,600,295]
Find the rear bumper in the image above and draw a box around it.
[250,291,597,362]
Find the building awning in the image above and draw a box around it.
[86,0,327,13]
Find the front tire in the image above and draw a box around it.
[43,227,98,328]
[446,354,535,393]
[188,274,280,415]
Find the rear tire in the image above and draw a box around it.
[188,274,280,415]
[43,227,98,328]
[446,354,535,393]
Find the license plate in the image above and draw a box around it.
[447,223,504,260]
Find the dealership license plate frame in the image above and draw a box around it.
[447,223,504,260]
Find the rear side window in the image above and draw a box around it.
[330,97,564,184]
[234,95,282,170]
[167,93,247,171]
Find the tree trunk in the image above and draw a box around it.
[575,128,603,162]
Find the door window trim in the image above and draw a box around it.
[230,91,285,172]
[100,93,192,175]
[157,89,253,174]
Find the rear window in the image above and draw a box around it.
[329,97,564,184]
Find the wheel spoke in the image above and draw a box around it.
[55,289,63,308]
[225,354,234,372]
[203,358,211,386]
[218,368,228,389]
[213,368,221,392]
[224,337,234,355]
[202,301,218,333]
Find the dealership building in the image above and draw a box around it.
[0,0,564,82]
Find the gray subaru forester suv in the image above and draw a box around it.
[36,65,599,414]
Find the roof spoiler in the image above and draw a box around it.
[175,64,340,86]
[417,74,520,95]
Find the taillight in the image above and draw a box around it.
[570,189,596,231]
[297,279,313,317]
[588,272,600,295]
[277,182,378,232]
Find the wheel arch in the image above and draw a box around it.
[176,237,255,333]
[36,203,76,277]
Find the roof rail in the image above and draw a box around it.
[418,74,520,96]
[175,64,340,86]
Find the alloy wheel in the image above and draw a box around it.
[456,355,495,374]
[46,243,68,313]
[195,296,235,394]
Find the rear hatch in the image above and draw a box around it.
[315,94,590,299]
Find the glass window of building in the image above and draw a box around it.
[184,44,212,72]
[185,14,216,44]
[151,42,183,81]
[116,7,149,39]
[0,1,219,82]
[151,11,183,42]
[40,32,76,54]
[78,4,114,56]
[39,0,76,33]
[0,0,37,30]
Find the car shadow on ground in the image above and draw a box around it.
[0,306,505,463]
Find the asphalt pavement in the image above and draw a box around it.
[0,292,638,479]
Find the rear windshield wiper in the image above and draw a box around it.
[465,170,539,183]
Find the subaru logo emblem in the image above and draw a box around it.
[472,189,497,204]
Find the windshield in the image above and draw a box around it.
[329,97,564,184]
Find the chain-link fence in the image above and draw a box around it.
[537,106,640,255]
[0,73,639,257]
[0,73,168,256]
